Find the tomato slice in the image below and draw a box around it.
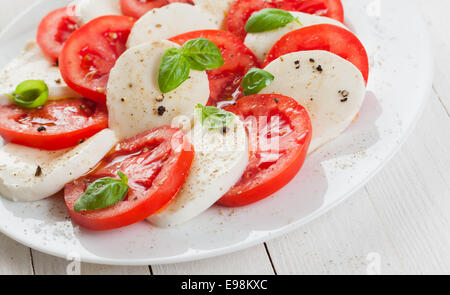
[217,94,312,207]
[170,30,260,106]
[226,0,344,40]
[120,0,194,19]
[263,24,369,83]
[0,98,108,150]
[273,0,344,22]
[36,6,79,62]
[64,126,194,231]
[59,15,135,104]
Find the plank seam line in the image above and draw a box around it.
[263,243,278,275]
[29,248,35,275]
[432,85,450,118]
[148,265,154,275]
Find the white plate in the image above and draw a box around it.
[0,0,433,265]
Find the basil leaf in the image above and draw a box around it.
[181,38,224,71]
[242,68,275,96]
[195,104,235,130]
[74,172,129,213]
[158,48,191,93]
[6,80,48,108]
[245,8,298,33]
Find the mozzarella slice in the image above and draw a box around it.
[148,114,248,227]
[0,41,81,106]
[193,0,235,29]
[260,50,366,152]
[127,3,218,48]
[244,12,347,63]
[0,129,118,202]
[107,40,209,140]
[75,0,122,25]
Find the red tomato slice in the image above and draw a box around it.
[264,24,369,83]
[64,126,194,231]
[273,0,344,22]
[0,98,108,150]
[59,15,135,104]
[36,6,79,62]
[217,94,312,207]
[120,0,194,19]
[226,0,344,40]
[170,30,260,106]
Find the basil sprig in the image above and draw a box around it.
[181,38,224,71]
[74,172,129,213]
[158,48,191,95]
[195,104,235,130]
[242,68,274,96]
[245,8,302,33]
[6,80,49,108]
[159,38,224,93]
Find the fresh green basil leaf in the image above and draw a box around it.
[181,38,224,71]
[242,68,275,96]
[6,80,48,108]
[158,48,191,93]
[195,104,235,130]
[245,8,297,33]
[74,172,129,213]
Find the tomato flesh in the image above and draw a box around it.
[218,94,312,207]
[170,30,260,106]
[263,24,369,83]
[226,0,344,40]
[37,6,78,61]
[59,15,135,104]
[0,98,108,150]
[120,0,194,19]
[64,126,194,231]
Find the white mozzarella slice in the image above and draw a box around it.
[148,115,248,227]
[0,129,118,202]
[0,41,81,106]
[127,3,218,48]
[193,0,235,29]
[260,50,366,152]
[75,0,122,25]
[244,12,347,63]
[107,40,209,140]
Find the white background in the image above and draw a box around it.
[0,0,449,275]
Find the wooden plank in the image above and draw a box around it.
[415,0,450,114]
[0,233,33,275]
[31,250,151,275]
[265,189,406,275]
[153,245,275,275]
[364,93,450,274]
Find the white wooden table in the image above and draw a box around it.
[0,0,449,275]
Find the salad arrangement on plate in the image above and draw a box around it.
[0,0,368,231]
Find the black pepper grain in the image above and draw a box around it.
[309,58,315,63]
[35,166,42,177]
[221,127,229,134]
[316,65,323,72]
[157,106,166,116]
[339,90,350,102]
[37,126,46,132]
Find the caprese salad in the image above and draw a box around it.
[0,0,368,230]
